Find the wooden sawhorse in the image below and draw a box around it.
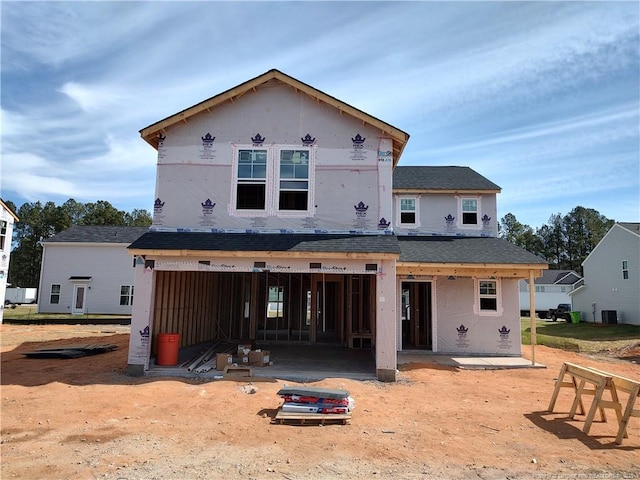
[548,362,639,445]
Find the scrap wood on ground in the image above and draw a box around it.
[23,343,117,359]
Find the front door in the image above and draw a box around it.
[401,282,432,349]
[72,284,86,315]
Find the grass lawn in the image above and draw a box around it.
[521,317,640,353]
[2,305,130,323]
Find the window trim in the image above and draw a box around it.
[622,260,629,280]
[0,220,7,251]
[457,195,481,229]
[275,147,314,217]
[396,195,420,227]
[474,278,503,316]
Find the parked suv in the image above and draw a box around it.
[548,303,572,321]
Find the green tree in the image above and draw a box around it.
[8,201,71,287]
[124,208,153,226]
[499,213,543,255]
[80,200,126,225]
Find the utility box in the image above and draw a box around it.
[601,310,617,324]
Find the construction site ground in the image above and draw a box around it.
[1,323,638,480]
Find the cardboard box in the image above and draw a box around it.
[249,350,270,367]
[215,353,233,371]
[237,343,252,356]
[240,355,249,364]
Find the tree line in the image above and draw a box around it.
[499,206,615,274]
[4,199,152,288]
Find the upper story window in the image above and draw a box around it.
[0,220,7,250]
[535,286,545,293]
[232,146,314,217]
[461,198,478,225]
[279,150,309,211]
[622,260,629,280]
[237,149,267,210]
[397,196,419,227]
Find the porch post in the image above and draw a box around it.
[126,259,155,375]
[375,258,397,382]
[529,269,536,366]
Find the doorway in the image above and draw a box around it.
[401,281,432,350]
[72,284,87,315]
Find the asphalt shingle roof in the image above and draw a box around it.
[45,226,149,244]
[526,269,581,285]
[398,236,546,265]
[393,166,501,191]
[128,232,401,255]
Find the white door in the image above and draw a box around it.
[72,284,87,314]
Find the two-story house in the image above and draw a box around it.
[127,70,546,381]
[1,199,19,323]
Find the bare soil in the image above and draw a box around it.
[1,324,639,480]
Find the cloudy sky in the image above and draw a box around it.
[2,1,638,229]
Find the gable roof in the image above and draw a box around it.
[393,166,501,192]
[128,232,400,257]
[523,269,581,285]
[139,69,410,166]
[0,199,19,222]
[582,222,640,266]
[45,226,149,244]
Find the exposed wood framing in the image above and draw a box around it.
[396,262,544,279]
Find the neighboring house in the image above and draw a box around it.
[0,199,19,323]
[38,226,148,315]
[518,269,582,318]
[570,223,640,325]
[126,69,547,381]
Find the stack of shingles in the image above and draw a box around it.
[277,386,355,415]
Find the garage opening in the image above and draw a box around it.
[149,271,376,358]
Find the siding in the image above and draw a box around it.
[38,243,136,314]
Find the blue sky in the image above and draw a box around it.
[2,1,638,229]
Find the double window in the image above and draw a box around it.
[233,146,313,216]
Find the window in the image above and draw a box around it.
[120,285,134,306]
[622,260,629,280]
[236,149,267,210]
[232,146,314,216]
[267,286,284,318]
[50,284,61,304]
[400,198,416,225]
[461,198,478,225]
[0,220,6,250]
[535,286,545,293]
[479,280,497,311]
[278,150,309,211]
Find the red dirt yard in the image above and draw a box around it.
[1,324,639,479]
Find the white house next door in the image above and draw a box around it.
[72,284,87,314]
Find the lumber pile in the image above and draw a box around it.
[274,386,355,424]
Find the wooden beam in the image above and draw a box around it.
[129,248,399,261]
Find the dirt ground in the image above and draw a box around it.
[1,324,639,480]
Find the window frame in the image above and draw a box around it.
[276,147,313,216]
[50,284,61,304]
[0,220,6,251]
[474,278,503,316]
[233,148,269,215]
[457,196,481,228]
[120,285,135,306]
[622,260,629,280]
[396,195,420,227]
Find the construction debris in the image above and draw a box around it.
[23,344,117,359]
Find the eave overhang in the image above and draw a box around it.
[129,248,399,261]
[396,261,546,279]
